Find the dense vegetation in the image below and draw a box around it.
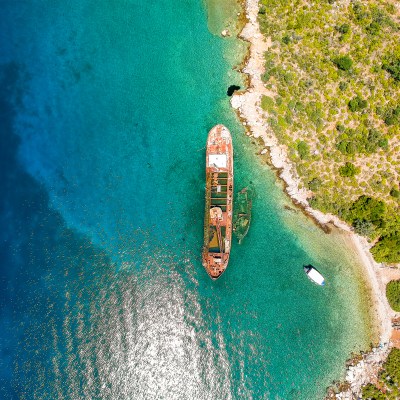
[361,348,400,399]
[386,280,400,311]
[362,383,386,400]
[258,0,400,263]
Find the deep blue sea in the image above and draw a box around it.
[1,1,372,399]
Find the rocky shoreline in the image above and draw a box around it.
[325,345,392,399]
[230,0,400,398]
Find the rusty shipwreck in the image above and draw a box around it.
[202,124,233,280]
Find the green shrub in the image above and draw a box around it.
[383,57,400,81]
[386,280,400,311]
[308,178,322,191]
[337,140,360,155]
[371,7,391,26]
[261,71,271,82]
[378,138,388,150]
[261,95,275,111]
[339,81,348,91]
[384,106,400,126]
[297,141,310,159]
[334,55,353,71]
[295,101,304,112]
[339,162,359,177]
[390,187,400,198]
[337,123,346,132]
[285,113,293,125]
[352,2,369,22]
[337,23,350,34]
[336,140,349,154]
[268,117,280,134]
[277,115,288,130]
[366,129,388,152]
[348,96,367,112]
[366,21,380,35]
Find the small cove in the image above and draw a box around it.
[0,1,373,398]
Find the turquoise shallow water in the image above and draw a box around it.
[0,1,371,399]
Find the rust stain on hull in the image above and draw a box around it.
[202,124,234,280]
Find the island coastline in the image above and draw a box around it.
[230,0,400,397]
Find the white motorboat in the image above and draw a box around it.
[304,265,325,286]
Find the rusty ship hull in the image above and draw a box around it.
[202,124,233,280]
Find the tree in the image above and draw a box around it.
[386,280,400,311]
[344,195,385,227]
[353,219,375,236]
[339,162,359,177]
[371,232,400,263]
[334,55,353,71]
